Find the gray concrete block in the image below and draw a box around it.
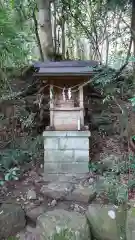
[74,150,89,162]
[44,150,74,163]
[58,137,89,150]
[43,173,86,182]
[44,162,88,174]
[43,130,90,178]
[43,131,91,137]
[44,138,58,150]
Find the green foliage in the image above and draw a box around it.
[129,96,135,114]
[0,4,28,68]
[88,162,98,172]
[48,228,83,240]
[7,237,19,240]
[104,174,128,204]
[0,135,43,184]
[0,0,38,93]
[95,172,128,204]
[4,167,20,181]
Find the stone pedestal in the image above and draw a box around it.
[43,131,90,181]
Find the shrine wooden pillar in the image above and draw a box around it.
[79,86,84,126]
[50,84,54,127]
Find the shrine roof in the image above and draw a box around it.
[33,60,99,76]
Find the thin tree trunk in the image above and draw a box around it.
[81,43,85,60]
[53,0,57,54]
[76,38,81,59]
[131,0,135,71]
[37,0,54,60]
[86,0,101,62]
[89,44,93,60]
[33,10,44,61]
[61,6,65,58]
[58,27,60,54]
[105,34,109,65]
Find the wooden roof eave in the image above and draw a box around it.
[33,71,96,77]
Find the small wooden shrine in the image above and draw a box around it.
[34,60,99,180]
[49,83,84,131]
[34,60,98,131]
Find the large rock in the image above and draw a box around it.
[37,209,91,240]
[126,207,135,240]
[90,114,112,130]
[86,204,127,240]
[26,205,46,223]
[16,226,41,240]
[66,185,96,203]
[40,181,74,200]
[0,203,26,239]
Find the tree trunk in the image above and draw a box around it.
[37,0,54,60]
[131,0,135,71]
[76,38,81,59]
[58,27,60,54]
[33,10,44,61]
[53,0,57,54]
[105,34,109,65]
[61,7,65,58]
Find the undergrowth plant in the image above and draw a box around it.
[88,94,135,240]
[0,135,43,185]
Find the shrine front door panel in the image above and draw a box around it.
[53,110,81,130]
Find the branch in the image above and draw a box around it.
[64,0,101,61]
[76,36,132,91]
[121,17,135,39]
[113,36,132,80]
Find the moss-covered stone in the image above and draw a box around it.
[126,207,135,240]
[86,204,127,240]
[37,209,91,240]
[0,203,26,239]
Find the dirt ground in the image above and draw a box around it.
[0,132,130,208]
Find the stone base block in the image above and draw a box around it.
[44,162,88,174]
[43,131,90,181]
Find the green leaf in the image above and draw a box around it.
[132,136,135,141]
[5,173,11,181]
[0,180,4,186]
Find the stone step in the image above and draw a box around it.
[44,162,88,175]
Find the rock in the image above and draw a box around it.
[72,204,86,213]
[26,206,46,223]
[129,199,135,207]
[66,185,96,203]
[99,124,114,134]
[50,199,57,207]
[126,207,135,240]
[17,228,40,240]
[37,209,91,240]
[58,174,78,184]
[98,154,120,172]
[0,203,26,239]
[86,204,127,240]
[26,225,40,234]
[91,114,112,130]
[40,181,74,200]
[27,189,37,200]
[73,204,80,213]
[89,178,94,184]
